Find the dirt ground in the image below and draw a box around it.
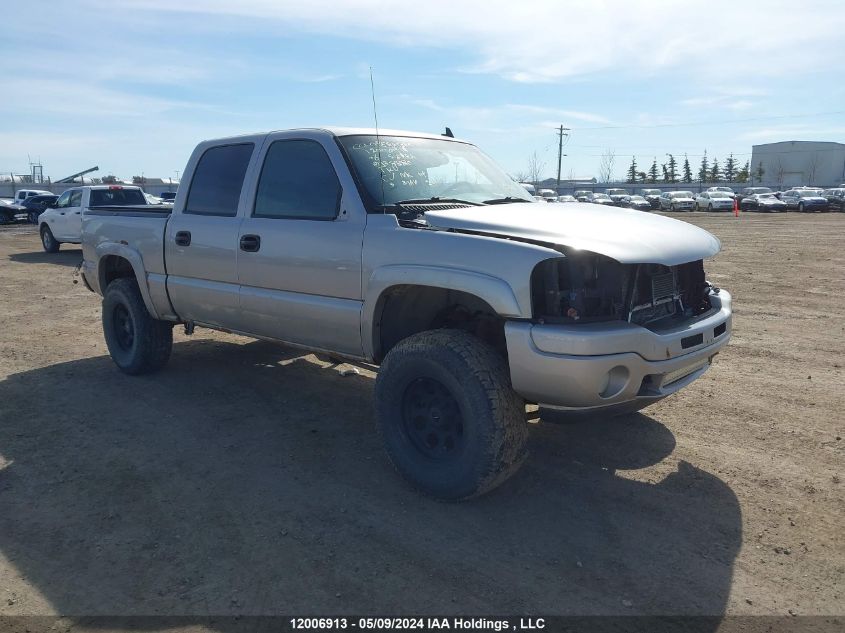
[0,214,842,620]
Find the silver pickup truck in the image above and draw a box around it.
[81,127,732,500]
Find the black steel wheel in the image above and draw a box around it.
[376,329,527,500]
[102,277,173,375]
[401,377,466,461]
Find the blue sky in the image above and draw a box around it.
[1,0,844,182]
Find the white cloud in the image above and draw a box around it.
[106,0,845,82]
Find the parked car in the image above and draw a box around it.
[705,186,736,199]
[586,193,615,206]
[821,188,845,211]
[38,185,148,252]
[694,191,734,212]
[618,195,652,211]
[159,191,177,203]
[639,188,662,209]
[737,187,772,202]
[780,189,829,212]
[19,194,58,223]
[556,195,577,203]
[520,183,536,196]
[538,188,558,201]
[659,191,695,211]
[12,188,52,205]
[739,193,787,212]
[604,188,629,205]
[79,127,731,500]
[573,189,592,202]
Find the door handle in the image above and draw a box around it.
[239,234,261,252]
[73,211,81,215]
[174,230,191,247]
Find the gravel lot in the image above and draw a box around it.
[0,214,842,619]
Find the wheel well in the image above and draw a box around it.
[100,255,137,290]
[373,285,506,363]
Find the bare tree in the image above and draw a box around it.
[776,157,785,187]
[598,149,616,183]
[527,151,546,188]
[807,152,820,185]
[511,170,530,183]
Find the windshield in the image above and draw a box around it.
[712,187,733,193]
[758,194,776,199]
[592,194,611,200]
[89,188,147,206]
[337,135,533,208]
[799,190,822,197]
[641,189,660,195]
[629,196,647,202]
[606,189,627,195]
[709,192,731,198]
[670,191,693,198]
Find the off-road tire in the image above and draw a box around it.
[102,277,173,375]
[40,225,60,253]
[375,329,528,500]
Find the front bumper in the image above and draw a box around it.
[505,289,732,410]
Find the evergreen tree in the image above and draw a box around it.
[648,159,659,183]
[736,161,750,183]
[709,158,721,182]
[682,155,693,183]
[667,154,678,183]
[754,162,765,184]
[638,171,647,183]
[698,151,709,182]
[661,164,669,182]
[626,157,638,184]
[723,153,737,182]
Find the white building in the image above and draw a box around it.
[750,141,845,188]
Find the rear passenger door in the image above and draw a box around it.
[165,141,258,329]
[235,133,366,357]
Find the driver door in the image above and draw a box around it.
[44,190,72,238]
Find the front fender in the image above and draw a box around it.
[95,242,159,319]
[361,264,524,359]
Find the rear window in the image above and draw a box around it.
[89,188,147,206]
[185,143,254,216]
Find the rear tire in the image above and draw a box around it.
[375,329,528,500]
[40,225,60,253]
[798,202,805,213]
[102,277,173,375]
[708,203,713,212]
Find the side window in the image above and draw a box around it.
[253,140,342,220]
[185,143,254,217]
[55,191,71,208]
[69,190,82,207]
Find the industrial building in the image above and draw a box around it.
[750,141,845,188]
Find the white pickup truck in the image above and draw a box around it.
[80,128,732,499]
[39,185,146,252]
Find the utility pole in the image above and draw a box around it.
[556,125,570,191]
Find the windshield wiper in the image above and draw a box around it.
[482,196,528,205]
[390,197,483,207]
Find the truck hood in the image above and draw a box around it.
[425,202,721,266]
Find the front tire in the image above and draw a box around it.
[102,278,173,375]
[375,329,528,500]
[40,225,60,253]
[798,202,805,213]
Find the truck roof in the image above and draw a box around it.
[201,127,470,146]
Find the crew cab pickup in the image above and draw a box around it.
[39,185,147,252]
[81,128,732,500]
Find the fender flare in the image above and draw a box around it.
[95,242,159,318]
[362,264,524,359]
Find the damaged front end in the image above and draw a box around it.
[531,249,713,328]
